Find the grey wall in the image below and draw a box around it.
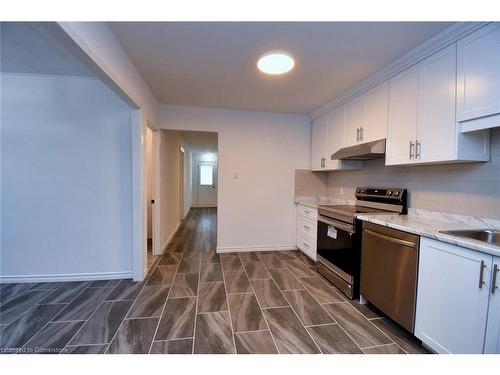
[1,74,133,281]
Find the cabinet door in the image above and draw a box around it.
[415,238,491,353]
[457,23,500,122]
[485,256,500,353]
[344,95,365,147]
[385,66,418,165]
[417,44,457,163]
[364,81,389,143]
[311,116,327,171]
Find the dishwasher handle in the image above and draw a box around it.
[364,228,418,248]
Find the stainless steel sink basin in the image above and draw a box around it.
[438,229,500,246]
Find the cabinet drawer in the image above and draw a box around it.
[297,215,317,239]
[297,204,317,220]
[297,234,316,260]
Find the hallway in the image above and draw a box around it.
[0,208,424,354]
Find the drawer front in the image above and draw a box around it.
[297,234,316,260]
[297,215,317,239]
[297,204,317,220]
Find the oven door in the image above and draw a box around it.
[316,215,360,298]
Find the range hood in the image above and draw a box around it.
[331,139,386,161]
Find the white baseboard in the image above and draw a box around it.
[160,221,181,253]
[216,245,297,254]
[0,271,133,284]
[192,204,217,208]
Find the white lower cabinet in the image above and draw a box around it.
[296,204,317,260]
[415,238,496,353]
[484,256,500,353]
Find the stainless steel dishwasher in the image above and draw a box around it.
[360,222,419,333]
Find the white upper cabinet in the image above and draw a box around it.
[386,44,490,166]
[310,109,362,172]
[343,82,389,148]
[457,23,500,131]
[311,116,328,171]
[364,81,389,143]
[386,65,419,165]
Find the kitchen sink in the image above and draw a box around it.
[438,229,500,246]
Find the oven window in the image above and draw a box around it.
[317,220,358,276]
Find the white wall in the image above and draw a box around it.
[158,130,189,250]
[1,74,133,281]
[157,104,311,252]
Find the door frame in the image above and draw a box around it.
[196,160,217,207]
[179,146,185,220]
[151,128,161,256]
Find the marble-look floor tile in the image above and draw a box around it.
[88,279,120,288]
[299,277,344,304]
[363,344,406,354]
[177,256,200,274]
[0,304,64,349]
[258,254,284,270]
[292,251,317,267]
[69,300,133,345]
[201,251,220,264]
[0,290,51,325]
[243,261,271,280]
[54,286,114,321]
[64,344,108,354]
[39,281,91,304]
[238,252,260,262]
[146,265,177,286]
[169,273,198,298]
[223,270,252,294]
[127,286,169,318]
[200,263,223,282]
[372,318,428,354]
[228,293,267,333]
[234,331,278,354]
[197,282,227,313]
[159,253,182,265]
[251,279,289,308]
[283,290,334,326]
[194,312,235,354]
[107,318,158,354]
[155,297,196,340]
[269,269,304,291]
[283,260,316,278]
[323,303,392,348]
[221,254,244,271]
[150,339,193,354]
[20,321,84,354]
[306,324,362,354]
[0,284,40,305]
[106,280,144,301]
[349,300,382,320]
[263,307,320,354]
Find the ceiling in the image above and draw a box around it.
[179,131,218,153]
[110,22,454,114]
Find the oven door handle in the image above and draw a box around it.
[318,216,354,234]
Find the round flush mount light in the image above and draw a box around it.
[257,51,295,75]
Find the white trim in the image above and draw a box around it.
[310,22,489,120]
[152,128,162,256]
[161,222,181,252]
[0,271,133,284]
[192,204,217,208]
[216,245,297,254]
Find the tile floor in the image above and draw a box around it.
[0,208,428,354]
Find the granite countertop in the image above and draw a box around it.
[358,213,500,257]
[294,196,354,209]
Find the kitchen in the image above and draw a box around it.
[1,2,499,372]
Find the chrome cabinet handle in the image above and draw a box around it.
[479,260,486,289]
[415,140,421,159]
[302,242,310,248]
[492,264,499,294]
[304,225,310,231]
[303,210,310,214]
[409,141,415,160]
[356,128,360,142]
[360,127,364,141]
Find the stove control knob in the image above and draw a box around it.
[393,191,400,197]
[387,191,392,196]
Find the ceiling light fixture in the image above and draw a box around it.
[257,51,295,75]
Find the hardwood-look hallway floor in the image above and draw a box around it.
[0,208,427,354]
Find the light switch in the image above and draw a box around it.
[233,171,239,179]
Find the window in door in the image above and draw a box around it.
[199,164,213,185]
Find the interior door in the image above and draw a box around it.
[197,161,217,206]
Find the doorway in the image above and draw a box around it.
[196,160,217,207]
